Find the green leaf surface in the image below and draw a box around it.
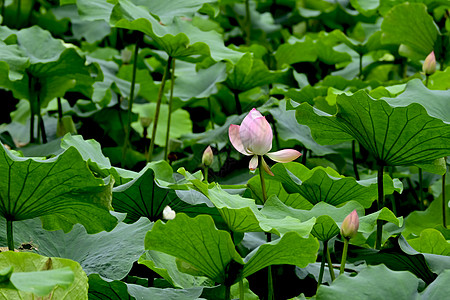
[316,264,419,299]
[196,183,316,236]
[420,270,450,299]
[139,250,207,289]
[270,162,401,208]
[110,0,243,62]
[382,79,450,124]
[173,62,227,101]
[0,42,29,81]
[293,91,450,165]
[0,144,117,233]
[381,3,438,59]
[0,215,151,280]
[242,232,319,278]
[88,274,132,300]
[407,229,450,256]
[404,186,450,238]
[131,103,192,147]
[0,252,87,299]
[127,284,203,300]
[145,213,243,283]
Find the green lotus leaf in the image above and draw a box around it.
[110,0,243,62]
[226,53,292,92]
[317,264,419,299]
[145,213,244,284]
[173,62,227,101]
[139,250,208,288]
[292,91,450,166]
[0,252,87,299]
[0,215,151,280]
[349,0,380,17]
[61,0,114,22]
[403,186,450,238]
[88,274,130,300]
[382,78,450,124]
[267,100,338,156]
[242,232,319,278]
[131,103,192,147]
[428,67,450,90]
[381,3,438,59]
[407,228,450,256]
[247,175,313,209]
[0,144,117,233]
[0,42,29,81]
[117,63,159,102]
[61,134,137,186]
[195,183,316,236]
[311,215,340,241]
[270,162,401,208]
[420,269,450,299]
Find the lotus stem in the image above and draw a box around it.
[352,140,360,180]
[358,53,363,79]
[326,243,335,281]
[443,158,447,228]
[419,167,424,210]
[258,156,267,203]
[339,238,349,275]
[148,56,173,161]
[164,58,176,162]
[208,98,222,168]
[302,148,307,165]
[37,94,47,144]
[376,164,385,250]
[233,90,243,115]
[6,219,13,251]
[267,265,274,300]
[204,166,209,183]
[239,278,245,300]
[317,241,327,288]
[122,36,140,165]
[425,74,429,88]
[16,0,21,27]
[225,284,231,300]
[244,0,251,45]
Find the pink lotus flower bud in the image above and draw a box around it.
[229,108,302,175]
[423,51,436,75]
[202,146,214,167]
[340,210,359,239]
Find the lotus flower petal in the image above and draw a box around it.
[266,149,301,163]
[423,51,436,75]
[340,210,359,239]
[249,155,258,171]
[261,156,274,176]
[229,124,251,156]
[240,116,273,155]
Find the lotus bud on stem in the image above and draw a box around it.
[423,51,436,87]
[202,146,214,182]
[340,210,359,275]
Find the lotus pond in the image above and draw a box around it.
[0,0,449,299]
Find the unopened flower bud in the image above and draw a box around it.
[202,146,214,167]
[423,51,436,75]
[340,210,359,239]
[162,205,176,220]
[140,117,152,128]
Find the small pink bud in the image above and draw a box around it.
[423,51,436,75]
[340,210,359,239]
[202,146,214,166]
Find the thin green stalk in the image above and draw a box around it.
[339,238,349,275]
[244,0,251,45]
[376,164,385,250]
[352,140,360,180]
[358,53,363,79]
[239,278,245,300]
[207,98,222,168]
[164,58,176,162]
[122,37,140,165]
[258,156,267,203]
[443,160,447,228]
[57,98,63,121]
[7,219,13,251]
[148,56,173,161]
[233,90,243,115]
[204,166,209,183]
[16,0,21,27]
[317,241,327,289]
[419,168,424,210]
[37,94,47,144]
[267,265,273,300]
[326,243,335,281]
[225,284,231,300]
[302,148,307,165]
[425,74,430,88]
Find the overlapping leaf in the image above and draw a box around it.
[0,144,117,233]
